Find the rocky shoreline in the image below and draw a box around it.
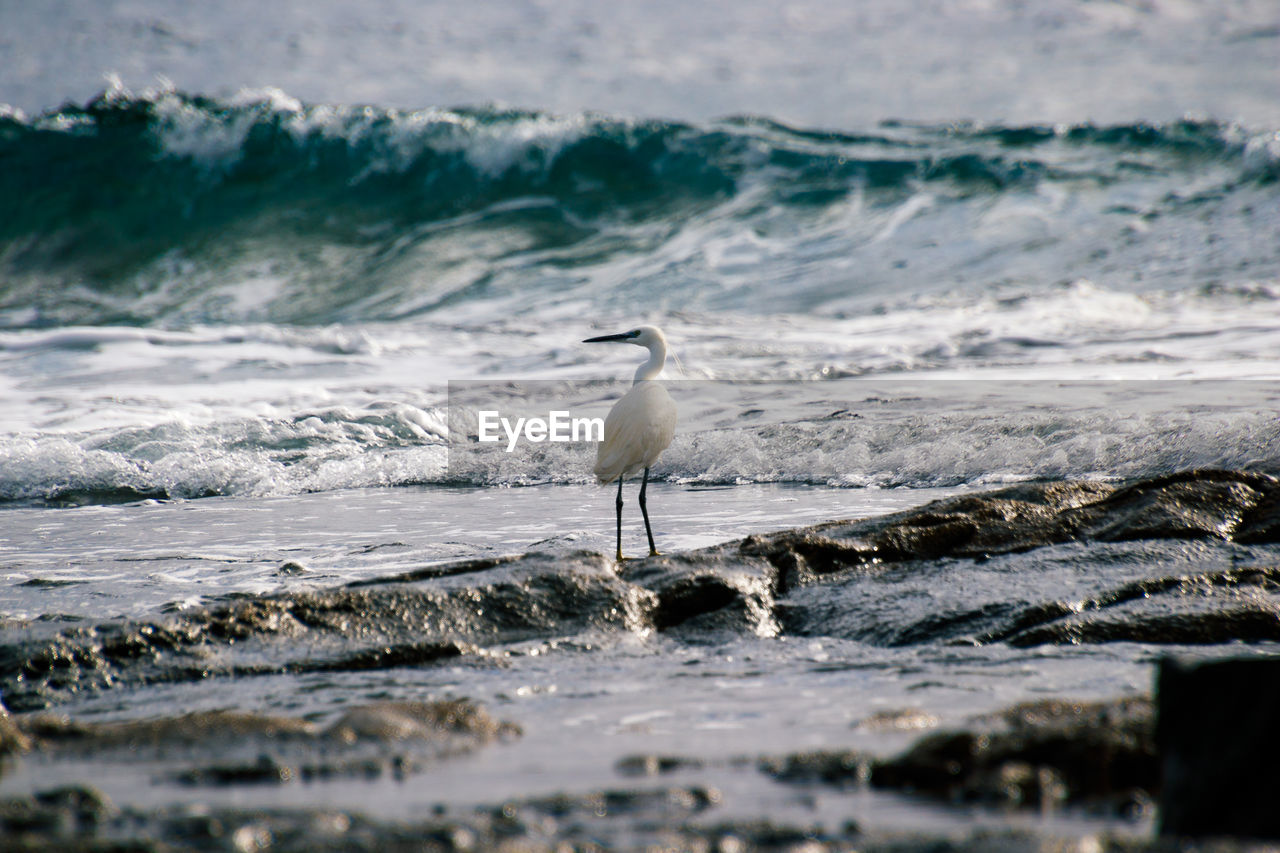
[3,469,1279,849]
[4,469,1278,713]
[0,693,1168,851]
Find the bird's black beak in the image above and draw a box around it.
[583,330,640,343]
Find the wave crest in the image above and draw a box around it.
[1,91,1274,328]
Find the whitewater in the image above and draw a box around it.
[1,88,1277,504]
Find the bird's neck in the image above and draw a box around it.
[632,341,667,383]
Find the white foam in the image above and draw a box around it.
[2,276,1277,502]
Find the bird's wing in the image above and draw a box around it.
[593,382,677,483]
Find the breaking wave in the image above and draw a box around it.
[2,88,1276,328]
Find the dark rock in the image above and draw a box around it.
[762,697,1156,815]
[0,699,31,759]
[741,531,876,591]
[4,470,1278,711]
[1006,604,1280,646]
[758,749,871,787]
[323,700,520,744]
[1157,656,1280,839]
[871,697,1156,812]
[1087,475,1266,542]
[20,708,314,753]
[0,790,872,852]
[869,731,982,796]
[986,566,1280,646]
[620,549,778,635]
[614,754,705,776]
[1237,486,1280,543]
[500,785,722,822]
[753,470,1276,573]
[0,784,116,842]
[174,754,296,787]
[0,554,649,711]
[17,699,518,784]
[297,640,474,673]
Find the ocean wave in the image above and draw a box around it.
[4,380,1276,506]
[2,89,1276,329]
[0,406,449,505]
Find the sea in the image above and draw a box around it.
[1,0,1279,842]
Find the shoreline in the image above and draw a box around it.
[2,469,1279,848]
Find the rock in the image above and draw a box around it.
[748,470,1276,575]
[0,553,650,712]
[0,699,32,758]
[620,549,779,635]
[0,787,873,852]
[4,470,1278,711]
[870,697,1156,813]
[763,697,1157,815]
[16,699,519,790]
[324,700,519,744]
[1237,487,1280,543]
[758,749,871,787]
[614,754,705,777]
[1157,656,1280,839]
[983,565,1280,646]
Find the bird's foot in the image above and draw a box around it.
[648,549,662,557]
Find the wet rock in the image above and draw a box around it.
[16,699,518,788]
[749,471,1277,576]
[1088,477,1261,541]
[758,749,871,787]
[5,470,1278,712]
[741,531,876,591]
[502,785,722,820]
[872,697,1156,813]
[19,708,315,758]
[298,640,476,673]
[0,699,31,758]
[974,565,1280,646]
[0,784,116,841]
[614,754,705,777]
[324,700,520,745]
[620,549,779,636]
[174,754,297,787]
[0,790,872,852]
[770,477,1280,648]
[1158,656,1280,839]
[1237,486,1280,543]
[762,697,1156,815]
[1004,603,1280,646]
[0,554,649,711]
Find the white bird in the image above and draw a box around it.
[582,325,677,562]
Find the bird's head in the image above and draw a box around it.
[582,325,666,349]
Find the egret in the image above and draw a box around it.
[583,325,677,562]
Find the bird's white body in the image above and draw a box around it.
[581,324,677,560]
[593,379,677,484]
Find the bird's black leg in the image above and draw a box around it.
[615,475,625,563]
[639,467,658,556]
